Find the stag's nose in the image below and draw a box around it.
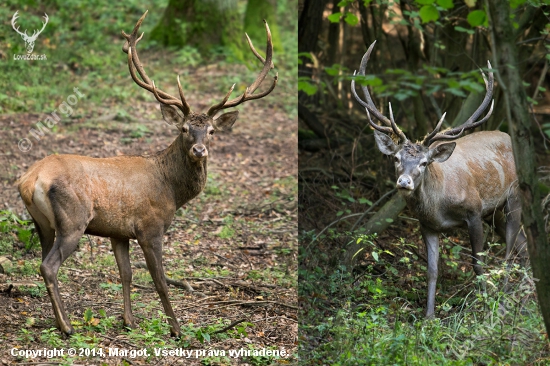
[397,175,413,190]
[192,144,208,158]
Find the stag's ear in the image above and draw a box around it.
[160,104,184,126]
[213,111,239,131]
[374,130,399,156]
[428,142,456,163]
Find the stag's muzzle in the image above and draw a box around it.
[397,175,414,191]
[191,144,208,159]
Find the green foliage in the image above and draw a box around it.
[419,4,439,23]
[128,310,171,348]
[19,283,46,297]
[0,210,36,251]
[467,9,488,27]
[99,282,122,293]
[40,328,64,348]
[300,228,548,364]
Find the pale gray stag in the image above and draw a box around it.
[17,11,277,336]
[351,41,526,318]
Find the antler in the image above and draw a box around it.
[206,20,278,117]
[11,11,28,38]
[422,61,494,146]
[351,41,408,142]
[122,11,191,117]
[31,13,49,40]
[11,11,48,40]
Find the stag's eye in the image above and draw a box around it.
[394,157,399,163]
[181,126,189,134]
[209,130,215,135]
[420,162,428,168]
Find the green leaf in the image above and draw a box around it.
[336,211,344,217]
[345,12,359,26]
[359,198,372,205]
[416,0,435,4]
[298,80,317,96]
[467,10,487,27]
[358,76,383,87]
[419,5,439,23]
[454,26,475,34]
[84,308,93,323]
[510,0,527,9]
[328,12,342,23]
[464,0,476,7]
[372,251,379,262]
[436,0,454,9]
[385,218,394,223]
[444,87,467,97]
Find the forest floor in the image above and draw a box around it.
[0,61,297,365]
[298,121,550,364]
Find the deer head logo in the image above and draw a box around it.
[11,11,49,54]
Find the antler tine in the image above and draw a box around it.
[207,84,236,116]
[176,75,191,116]
[365,109,395,135]
[356,41,396,128]
[388,102,407,141]
[11,11,27,37]
[422,112,446,146]
[123,11,191,117]
[207,20,277,116]
[425,61,494,145]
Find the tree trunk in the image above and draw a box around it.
[487,0,550,336]
[151,0,243,57]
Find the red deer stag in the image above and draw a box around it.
[17,11,277,336]
[352,41,526,318]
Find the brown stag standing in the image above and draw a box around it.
[17,11,277,336]
[352,41,526,318]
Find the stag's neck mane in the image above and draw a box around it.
[151,133,207,208]
[406,163,445,223]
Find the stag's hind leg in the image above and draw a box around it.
[504,194,527,263]
[40,231,84,335]
[37,180,92,335]
[112,237,136,329]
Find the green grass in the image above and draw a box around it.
[1,0,297,117]
[299,231,549,365]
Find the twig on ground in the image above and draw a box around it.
[212,318,248,334]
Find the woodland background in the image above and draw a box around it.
[298,0,550,364]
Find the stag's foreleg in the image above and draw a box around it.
[112,237,136,329]
[421,226,440,318]
[137,233,181,337]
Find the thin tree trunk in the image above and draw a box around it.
[486,0,550,336]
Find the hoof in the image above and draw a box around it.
[62,327,75,336]
[123,321,136,330]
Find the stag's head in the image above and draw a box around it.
[352,41,494,195]
[11,11,48,54]
[121,11,277,162]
